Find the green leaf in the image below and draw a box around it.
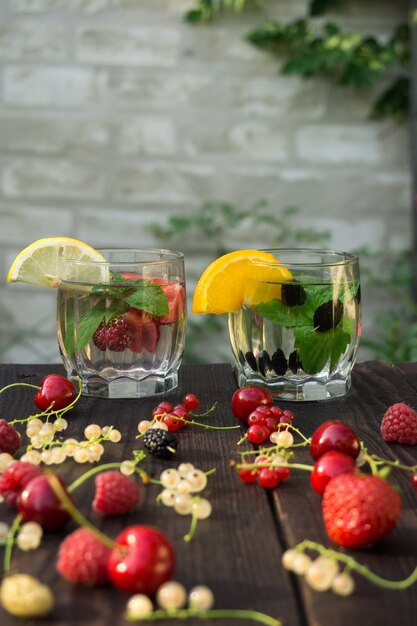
[294,325,351,375]
[124,282,169,318]
[256,299,311,328]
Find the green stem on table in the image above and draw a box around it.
[236,461,313,473]
[189,402,218,419]
[0,382,40,394]
[67,462,152,493]
[297,540,417,590]
[125,608,281,625]
[46,473,116,550]
[366,453,417,474]
[3,514,22,574]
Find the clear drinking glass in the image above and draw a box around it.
[57,249,186,398]
[228,249,361,401]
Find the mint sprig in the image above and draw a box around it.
[62,272,169,357]
[255,278,358,375]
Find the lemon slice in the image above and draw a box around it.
[7,237,108,287]
[192,249,291,314]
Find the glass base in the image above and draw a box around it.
[70,371,179,399]
[236,370,351,402]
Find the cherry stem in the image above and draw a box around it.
[297,540,417,589]
[3,514,22,575]
[0,382,40,394]
[124,608,281,625]
[46,472,116,551]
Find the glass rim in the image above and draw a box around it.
[255,248,359,268]
[60,248,184,266]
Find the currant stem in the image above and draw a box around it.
[124,608,281,625]
[297,540,417,589]
[183,496,200,543]
[46,472,116,551]
[3,514,22,575]
[67,462,151,493]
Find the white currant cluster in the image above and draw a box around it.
[126,581,214,619]
[19,421,122,466]
[282,549,355,596]
[270,429,294,448]
[0,521,43,551]
[158,463,212,521]
[138,418,168,434]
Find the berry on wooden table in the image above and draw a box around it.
[0,419,21,455]
[143,429,178,459]
[0,460,42,507]
[34,374,76,411]
[310,420,360,461]
[381,402,417,444]
[0,574,54,618]
[310,451,357,496]
[17,474,72,531]
[231,386,273,423]
[57,528,112,586]
[92,471,140,516]
[322,473,401,548]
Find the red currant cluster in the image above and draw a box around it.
[238,454,291,489]
[138,393,200,434]
[246,405,294,445]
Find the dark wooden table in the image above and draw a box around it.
[1,362,417,626]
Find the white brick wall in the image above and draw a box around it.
[0,0,410,364]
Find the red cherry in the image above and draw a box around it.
[310,451,357,495]
[17,474,71,531]
[231,386,273,423]
[107,525,175,595]
[247,424,269,445]
[310,420,360,461]
[258,468,280,489]
[34,375,76,412]
[183,393,199,411]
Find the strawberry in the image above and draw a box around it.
[57,528,111,586]
[160,282,186,324]
[322,473,401,548]
[92,471,140,516]
[0,461,42,507]
[0,419,21,455]
[93,317,130,352]
[381,402,417,444]
[123,309,160,354]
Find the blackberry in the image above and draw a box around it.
[288,350,302,374]
[281,283,306,307]
[257,350,272,377]
[245,351,258,372]
[271,349,287,375]
[313,299,343,332]
[143,429,178,459]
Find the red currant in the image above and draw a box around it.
[258,468,280,489]
[247,410,267,426]
[410,473,417,491]
[238,464,259,484]
[273,466,291,481]
[310,420,360,461]
[153,402,174,418]
[247,424,269,445]
[163,414,183,432]
[183,393,199,411]
[269,406,283,419]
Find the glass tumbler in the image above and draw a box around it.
[57,249,186,398]
[228,249,361,401]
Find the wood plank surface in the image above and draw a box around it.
[0,362,417,626]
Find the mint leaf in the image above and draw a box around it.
[124,282,169,317]
[257,299,311,327]
[294,325,351,375]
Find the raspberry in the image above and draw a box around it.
[143,429,178,459]
[381,402,417,444]
[0,419,21,455]
[93,317,130,352]
[57,528,111,586]
[92,471,140,515]
[0,461,42,507]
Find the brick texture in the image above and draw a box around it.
[0,0,410,363]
